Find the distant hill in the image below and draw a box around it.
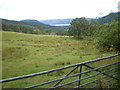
[96,12,119,24]
[2,19,35,33]
[21,19,40,23]
[2,12,119,34]
[2,19,69,35]
[40,19,73,26]
[2,19,67,31]
[40,18,95,26]
[20,19,66,30]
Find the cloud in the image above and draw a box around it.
[0,0,119,20]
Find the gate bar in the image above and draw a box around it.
[51,67,120,89]
[1,54,120,83]
[53,65,79,87]
[73,68,120,88]
[84,64,118,80]
[19,63,120,89]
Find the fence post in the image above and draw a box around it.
[78,65,82,87]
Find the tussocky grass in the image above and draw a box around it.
[2,31,118,88]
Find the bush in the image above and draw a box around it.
[96,21,120,52]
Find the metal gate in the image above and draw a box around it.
[1,54,120,89]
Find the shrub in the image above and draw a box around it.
[96,21,120,52]
[66,61,71,65]
[54,61,65,66]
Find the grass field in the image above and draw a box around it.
[2,31,118,88]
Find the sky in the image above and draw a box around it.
[0,0,119,21]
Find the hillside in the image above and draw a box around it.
[40,12,119,25]
[2,12,119,35]
[40,18,73,25]
[96,12,119,24]
[20,19,66,30]
[21,19,40,23]
[40,18,94,26]
[2,19,66,32]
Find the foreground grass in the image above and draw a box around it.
[2,31,118,88]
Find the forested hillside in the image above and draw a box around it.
[20,19,66,30]
[96,12,119,24]
[2,19,67,35]
[40,12,119,25]
[1,12,119,36]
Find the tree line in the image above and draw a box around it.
[68,17,119,52]
[2,19,67,35]
[2,12,119,52]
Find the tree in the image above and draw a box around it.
[68,18,89,38]
[45,30,52,35]
[96,21,120,52]
[68,17,99,39]
[88,20,99,36]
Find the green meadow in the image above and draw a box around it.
[2,31,118,88]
